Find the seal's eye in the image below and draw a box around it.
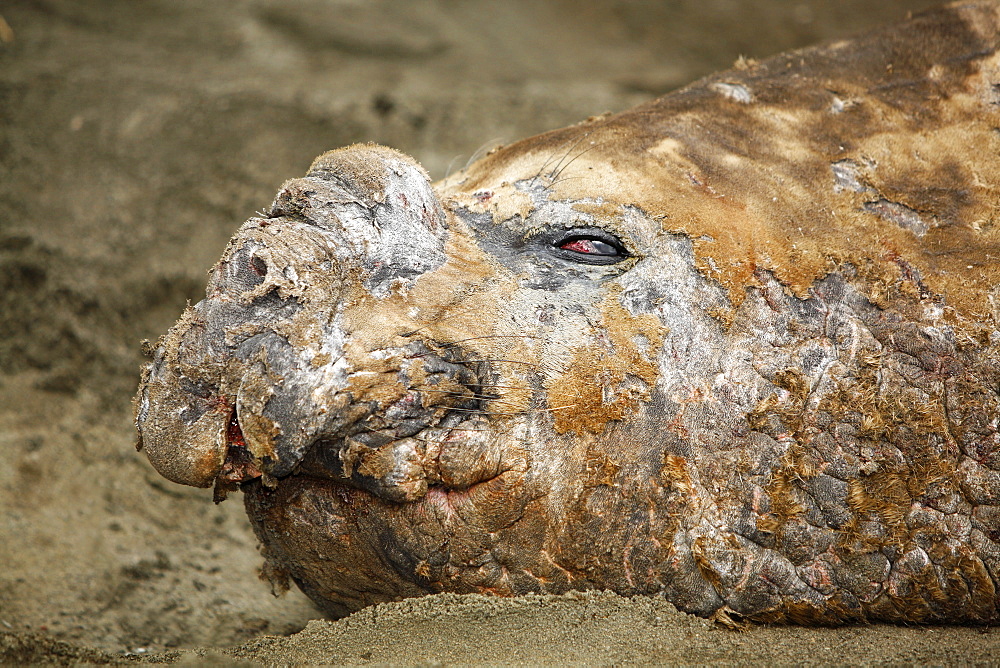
[560,238,619,256]
[553,230,629,265]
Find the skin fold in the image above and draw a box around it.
[136,2,1000,623]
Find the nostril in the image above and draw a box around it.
[250,255,268,276]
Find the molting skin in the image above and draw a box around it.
[136,2,1000,624]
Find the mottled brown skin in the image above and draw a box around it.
[137,2,1000,624]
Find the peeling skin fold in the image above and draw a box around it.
[137,2,1000,625]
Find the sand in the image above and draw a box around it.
[3,0,998,664]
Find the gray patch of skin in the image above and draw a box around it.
[244,154,454,475]
[830,159,875,194]
[830,160,931,237]
[863,198,931,237]
[270,151,450,298]
[612,234,807,613]
[709,81,753,104]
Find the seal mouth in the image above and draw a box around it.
[215,339,517,503]
[218,412,511,505]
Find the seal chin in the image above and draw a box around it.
[242,444,534,619]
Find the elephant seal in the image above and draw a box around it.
[136,1,1000,624]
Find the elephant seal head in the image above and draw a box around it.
[137,2,1000,624]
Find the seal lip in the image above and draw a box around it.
[549,227,630,265]
[278,446,516,513]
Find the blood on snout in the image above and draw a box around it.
[214,411,262,498]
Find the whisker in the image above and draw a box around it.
[529,134,589,187]
[550,138,605,182]
[437,403,580,417]
[398,299,499,338]
[443,154,463,181]
[405,352,542,368]
[417,387,502,400]
[475,383,533,391]
[529,151,562,187]
[481,402,524,410]
[417,381,533,393]
[439,334,542,345]
[460,358,541,367]
[417,389,526,409]
[464,137,504,171]
[546,174,587,189]
[448,408,527,417]
[412,429,495,440]
[546,132,593,183]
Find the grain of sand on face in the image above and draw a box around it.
[3,0,1000,665]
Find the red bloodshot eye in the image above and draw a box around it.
[552,230,628,264]
[559,238,619,256]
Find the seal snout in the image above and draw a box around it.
[136,144,456,491]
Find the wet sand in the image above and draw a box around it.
[5,0,998,664]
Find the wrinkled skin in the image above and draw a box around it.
[137,2,1000,624]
